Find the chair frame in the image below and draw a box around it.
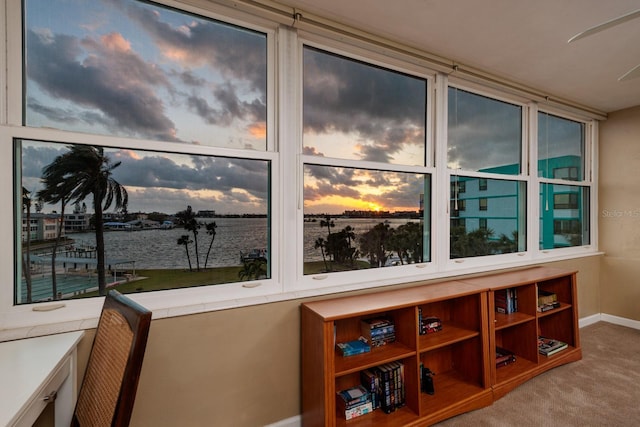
[71,290,152,427]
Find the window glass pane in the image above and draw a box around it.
[303,47,427,165]
[16,139,270,304]
[24,0,267,149]
[303,165,430,273]
[450,176,526,258]
[538,113,585,180]
[540,183,589,249]
[448,88,522,174]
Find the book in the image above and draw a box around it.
[374,364,395,413]
[336,385,370,410]
[538,290,558,306]
[538,336,568,356]
[343,401,373,420]
[360,369,379,409]
[419,315,443,335]
[495,288,518,314]
[537,301,561,312]
[495,346,516,367]
[336,337,370,357]
[361,317,396,347]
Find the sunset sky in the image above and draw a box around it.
[25,0,267,148]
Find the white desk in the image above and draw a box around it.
[0,331,85,427]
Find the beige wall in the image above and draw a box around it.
[60,258,600,427]
[599,105,640,321]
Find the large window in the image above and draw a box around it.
[538,112,590,249]
[14,0,273,305]
[448,87,526,259]
[302,46,431,275]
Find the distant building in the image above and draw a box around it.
[196,210,216,217]
[22,213,61,242]
[450,155,586,249]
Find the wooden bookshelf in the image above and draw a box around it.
[301,267,581,425]
[301,280,492,427]
[461,266,582,400]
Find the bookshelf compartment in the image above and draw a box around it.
[494,319,538,363]
[420,337,485,391]
[538,308,575,347]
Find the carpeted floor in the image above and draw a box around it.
[435,321,640,426]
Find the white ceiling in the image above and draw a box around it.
[274,0,640,114]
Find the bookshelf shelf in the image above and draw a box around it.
[301,267,581,426]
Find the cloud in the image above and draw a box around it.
[303,47,426,162]
[119,0,267,95]
[447,87,522,171]
[27,29,180,142]
[20,141,269,214]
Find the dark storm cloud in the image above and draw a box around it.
[120,0,267,96]
[106,0,266,128]
[20,142,68,182]
[447,87,522,171]
[303,47,426,161]
[111,149,268,202]
[186,83,263,126]
[26,29,180,142]
[173,69,206,87]
[305,164,358,187]
[26,99,82,126]
[21,141,269,213]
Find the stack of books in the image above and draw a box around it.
[418,308,443,335]
[361,317,396,347]
[538,336,568,356]
[336,385,373,420]
[495,288,518,314]
[538,290,560,312]
[336,337,370,357]
[495,346,516,368]
[359,361,405,414]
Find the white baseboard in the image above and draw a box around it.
[600,313,640,330]
[579,313,602,328]
[579,313,640,330]
[270,314,638,427]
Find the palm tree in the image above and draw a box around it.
[203,221,218,269]
[176,206,201,271]
[21,187,33,303]
[314,237,329,272]
[37,166,78,300]
[177,235,193,271]
[43,145,128,296]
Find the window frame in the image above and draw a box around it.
[295,34,437,291]
[443,81,531,270]
[536,107,596,255]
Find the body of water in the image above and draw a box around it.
[67,217,421,269]
[70,217,269,269]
